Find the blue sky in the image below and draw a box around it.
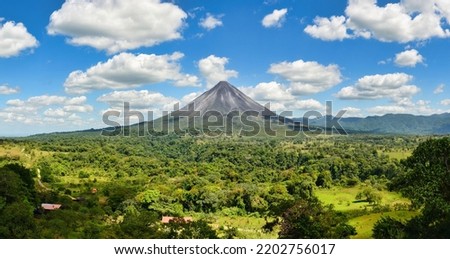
[1,0,450,136]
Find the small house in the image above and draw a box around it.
[41,203,62,211]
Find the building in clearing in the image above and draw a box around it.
[41,203,62,211]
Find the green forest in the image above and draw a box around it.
[1,133,449,239]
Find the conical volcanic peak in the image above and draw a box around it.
[179,81,271,115]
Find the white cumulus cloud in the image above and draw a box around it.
[44,108,69,118]
[240,81,325,113]
[47,0,187,54]
[0,85,20,95]
[394,49,424,67]
[368,100,439,115]
[180,92,202,106]
[199,13,223,30]
[367,105,408,115]
[7,95,67,107]
[305,0,450,42]
[268,59,342,95]
[289,99,324,110]
[0,19,38,58]
[262,8,288,28]
[198,55,238,88]
[336,73,420,103]
[240,81,294,102]
[1,95,93,125]
[270,99,325,113]
[97,90,179,120]
[304,16,351,41]
[345,0,449,42]
[341,107,363,117]
[97,90,178,110]
[434,84,445,94]
[441,99,450,106]
[64,52,199,94]
[6,95,93,112]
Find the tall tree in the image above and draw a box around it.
[0,164,37,238]
[279,197,356,239]
[386,137,450,238]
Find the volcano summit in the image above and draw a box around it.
[174,81,275,116]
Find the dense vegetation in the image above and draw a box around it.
[374,137,450,238]
[0,134,447,238]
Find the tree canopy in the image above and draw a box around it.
[379,137,450,238]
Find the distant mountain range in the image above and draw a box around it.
[305,113,450,135]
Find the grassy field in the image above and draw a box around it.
[209,215,277,239]
[316,186,410,212]
[316,186,415,239]
[0,144,53,167]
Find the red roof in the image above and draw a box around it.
[161,216,193,224]
[41,203,62,211]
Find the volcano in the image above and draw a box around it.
[155,81,299,135]
[175,81,275,116]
